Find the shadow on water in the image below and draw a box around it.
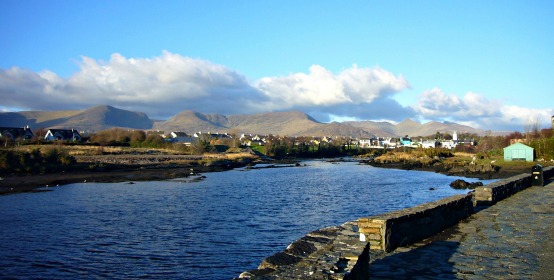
[369,241,461,279]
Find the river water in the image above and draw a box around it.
[0,160,494,279]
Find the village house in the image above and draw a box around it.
[358,138,371,148]
[0,126,34,140]
[193,132,231,139]
[44,129,82,141]
[321,136,333,143]
[399,136,412,147]
[382,138,397,148]
[239,134,267,146]
[440,140,457,149]
[167,131,195,145]
[421,140,438,149]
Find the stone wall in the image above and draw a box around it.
[475,165,554,205]
[238,166,554,278]
[474,173,531,205]
[358,194,474,252]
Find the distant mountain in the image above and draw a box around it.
[152,110,228,133]
[297,122,375,138]
[342,120,397,137]
[0,105,484,137]
[346,118,482,137]
[0,105,153,132]
[60,105,153,131]
[154,110,323,136]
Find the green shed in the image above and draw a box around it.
[503,142,534,162]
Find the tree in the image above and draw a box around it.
[191,134,213,154]
[130,130,146,143]
[144,134,165,147]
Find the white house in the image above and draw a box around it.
[168,131,195,145]
[421,140,437,149]
[441,140,457,149]
[382,138,397,148]
[44,129,81,141]
[358,138,371,148]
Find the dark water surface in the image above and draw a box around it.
[0,160,494,279]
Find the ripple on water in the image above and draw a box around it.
[0,160,494,279]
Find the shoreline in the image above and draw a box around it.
[0,156,530,195]
[0,161,252,195]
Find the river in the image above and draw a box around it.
[0,160,494,279]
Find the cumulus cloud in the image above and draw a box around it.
[2,51,550,131]
[256,64,409,110]
[413,88,554,131]
[0,53,412,122]
[0,51,265,118]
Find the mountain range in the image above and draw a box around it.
[0,105,483,137]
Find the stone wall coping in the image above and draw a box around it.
[359,194,472,222]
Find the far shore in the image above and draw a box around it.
[364,161,531,180]
[0,155,534,195]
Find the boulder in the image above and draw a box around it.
[450,179,483,190]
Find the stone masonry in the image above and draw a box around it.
[359,194,474,252]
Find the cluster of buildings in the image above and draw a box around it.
[355,132,476,150]
[0,127,82,142]
[0,126,474,151]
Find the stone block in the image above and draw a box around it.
[359,227,381,234]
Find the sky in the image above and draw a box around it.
[1,0,553,132]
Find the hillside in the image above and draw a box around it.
[1,105,484,137]
[342,121,397,137]
[153,110,229,133]
[154,111,323,136]
[297,122,375,138]
[59,105,153,131]
[346,119,482,137]
[0,105,153,131]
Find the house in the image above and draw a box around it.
[441,140,457,149]
[321,136,333,143]
[503,142,534,162]
[399,137,412,147]
[193,132,231,139]
[382,138,397,148]
[421,140,437,149]
[44,129,82,141]
[0,126,34,140]
[167,131,195,145]
[358,138,371,148]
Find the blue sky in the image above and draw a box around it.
[1,0,553,132]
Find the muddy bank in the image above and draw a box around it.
[0,153,262,195]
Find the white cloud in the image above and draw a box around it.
[0,54,411,121]
[256,64,409,110]
[413,88,554,130]
[1,51,551,131]
[0,51,265,118]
